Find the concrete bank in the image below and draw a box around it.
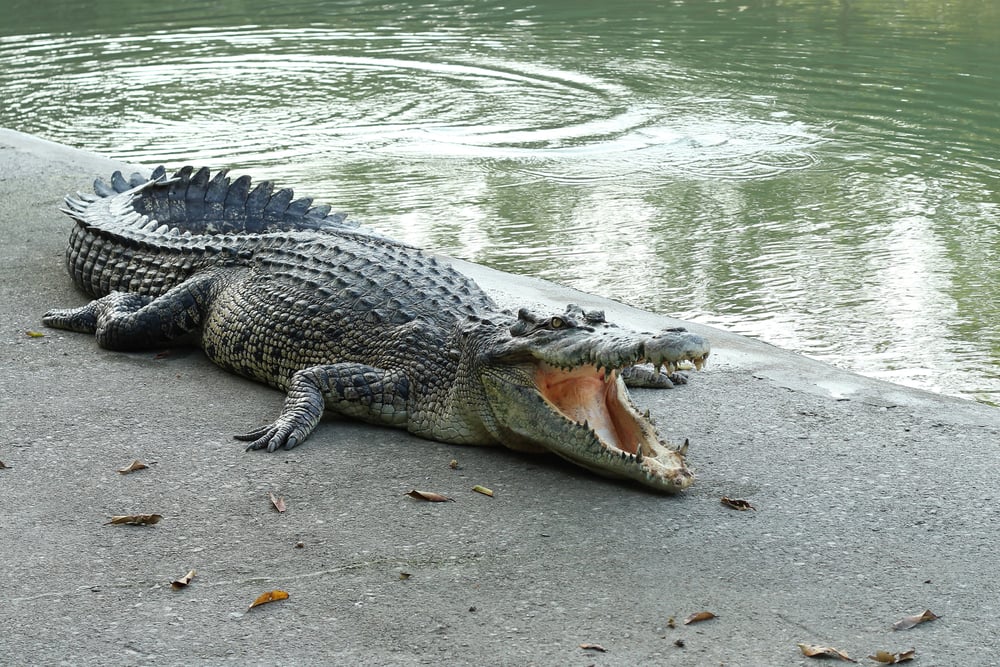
[1,129,998,666]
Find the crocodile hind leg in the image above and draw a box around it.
[42,275,214,350]
[237,363,410,452]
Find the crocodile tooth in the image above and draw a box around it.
[677,438,689,457]
[643,409,650,420]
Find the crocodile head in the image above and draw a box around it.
[465,305,709,493]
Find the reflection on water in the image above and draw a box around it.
[2,0,999,404]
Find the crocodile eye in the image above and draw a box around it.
[549,317,565,329]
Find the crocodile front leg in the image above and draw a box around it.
[237,363,411,452]
[619,365,688,388]
[42,274,215,350]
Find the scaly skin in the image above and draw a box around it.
[43,167,710,492]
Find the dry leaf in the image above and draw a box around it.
[106,513,162,526]
[797,643,856,662]
[579,643,607,652]
[449,459,459,469]
[666,616,676,629]
[674,638,685,648]
[868,649,915,664]
[683,611,717,625]
[399,572,412,580]
[269,492,286,513]
[406,489,454,502]
[294,541,305,549]
[153,350,172,359]
[0,460,8,469]
[472,485,494,497]
[892,609,939,631]
[721,496,756,511]
[25,330,45,338]
[117,459,149,474]
[248,589,289,610]
[171,569,197,589]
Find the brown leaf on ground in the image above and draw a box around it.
[106,514,162,526]
[721,496,756,511]
[892,609,939,631]
[666,616,676,629]
[171,569,197,590]
[449,459,459,469]
[406,489,454,502]
[117,460,149,474]
[579,643,607,652]
[269,492,286,513]
[0,460,8,469]
[399,572,412,580]
[472,485,494,497]
[153,349,172,359]
[248,590,289,610]
[869,649,916,664]
[683,611,717,625]
[25,330,45,338]
[797,643,857,662]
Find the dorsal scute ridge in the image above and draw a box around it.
[106,166,360,237]
[76,165,398,245]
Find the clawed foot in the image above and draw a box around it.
[235,422,308,453]
[237,370,326,452]
[667,371,689,386]
[42,303,101,333]
[620,365,689,388]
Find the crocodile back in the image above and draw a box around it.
[60,166,499,328]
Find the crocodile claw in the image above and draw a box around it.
[236,424,303,452]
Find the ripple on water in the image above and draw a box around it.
[0,28,825,183]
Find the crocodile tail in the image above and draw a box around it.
[86,165,355,237]
[58,165,402,298]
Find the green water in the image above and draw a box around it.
[2,0,999,402]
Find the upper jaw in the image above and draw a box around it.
[490,307,711,374]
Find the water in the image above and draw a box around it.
[2,0,999,403]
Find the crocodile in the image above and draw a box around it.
[42,166,710,492]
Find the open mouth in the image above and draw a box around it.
[535,362,649,456]
[532,361,693,489]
